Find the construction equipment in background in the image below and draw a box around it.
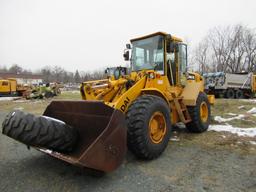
[2,32,214,173]
[105,66,129,80]
[203,72,256,98]
[0,78,30,97]
[26,83,62,99]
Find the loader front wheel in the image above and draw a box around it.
[126,95,171,160]
[2,110,78,152]
[186,92,211,133]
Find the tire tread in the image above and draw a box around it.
[2,110,77,152]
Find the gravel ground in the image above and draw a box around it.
[0,110,256,192]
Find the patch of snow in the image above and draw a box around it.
[247,107,256,114]
[238,105,245,109]
[249,141,256,145]
[208,125,256,137]
[170,136,180,141]
[0,97,20,101]
[214,115,245,123]
[226,113,237,116]
[221,135,226,138]
[13,107,24,111]
[242,99,256,103]
[13,100,28,103]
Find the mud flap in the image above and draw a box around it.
[39,100,127,172]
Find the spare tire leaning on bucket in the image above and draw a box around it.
[2,110,78,152]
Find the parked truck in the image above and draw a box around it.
[203,72,256,98]
[0,78,29,96]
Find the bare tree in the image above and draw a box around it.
[193,24,256,73]
[242,27,256,72]
[193,38,210,73]
[52,66,65,82]
[9,64,23,74]
[74,70,81,83]
[41,66,52,83]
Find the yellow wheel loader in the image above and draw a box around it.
[2,32,214,173]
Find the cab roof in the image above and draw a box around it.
[130,31,183,42]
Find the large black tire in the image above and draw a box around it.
[225,89,235,99]
[126,95,172,160]
[2,110,78,152]
[186,92,211,133]
[235,89,244,99]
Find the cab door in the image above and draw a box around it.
[166,42,187,86]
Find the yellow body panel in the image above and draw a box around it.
[0,79,17,94]
[0,80,10,93]
[252,75,256,92]
[181,80,204,106]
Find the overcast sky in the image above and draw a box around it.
[0,0,255,72]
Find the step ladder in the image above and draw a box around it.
[173,97,192,124]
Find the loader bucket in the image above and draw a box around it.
[39,100,127,172]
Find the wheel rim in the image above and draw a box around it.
[200,102,208,123]
[149,111,167,144]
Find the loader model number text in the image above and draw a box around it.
[120,97,130,112]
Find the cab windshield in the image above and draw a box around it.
[131,35,164,74]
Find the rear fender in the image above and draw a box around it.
[181,80,204,106]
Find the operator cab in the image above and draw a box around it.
[125,32,188,86]
[131,35,165,75]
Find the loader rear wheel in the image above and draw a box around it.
[186,92,210,133]
[2,110,78,152]
[126,95,171,160]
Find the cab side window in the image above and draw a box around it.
[178,44,187,74]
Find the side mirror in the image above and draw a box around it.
[126,44,131,49]
[105,68,109,74]
[123,51,130,61]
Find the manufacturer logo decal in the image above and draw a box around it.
[120,97,130,112]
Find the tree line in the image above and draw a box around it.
[192,24,256,73]
[0,64,106,83]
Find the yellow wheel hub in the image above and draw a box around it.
[200,102,208,123]
[149,112,167,144]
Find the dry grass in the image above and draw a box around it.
[55,90,82,100]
